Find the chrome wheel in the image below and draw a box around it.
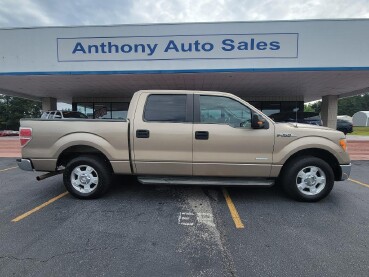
[296,166,326,196]
[70,165,99,194]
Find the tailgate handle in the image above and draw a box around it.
[136,129,150,138]
[195,131,209,140]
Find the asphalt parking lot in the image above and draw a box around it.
[0,158,368,277]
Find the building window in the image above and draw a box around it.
[112,103,129,119]
[248,101,303,116]
[248,101,262,110]
[74,102,129,119]
[281,101,304,113]
[76,103,94,118]
[94,103,111,119]
[261,102,281,116]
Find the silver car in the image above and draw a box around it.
[41,110,88,119]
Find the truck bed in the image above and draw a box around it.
[20,119,131,174]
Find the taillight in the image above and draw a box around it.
[19,127,32,147]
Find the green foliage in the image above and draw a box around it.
[0,95,42,130]
[304,101,321,113]
[303,105,314,112]
[304,93,369,116]
[338,93,369,116]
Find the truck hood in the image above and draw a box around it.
[285,122,332,131]
[272,122,350,166]
[274,122,345,140]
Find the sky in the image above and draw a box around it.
[0,0,369,28]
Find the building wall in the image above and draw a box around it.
[1,20,369,75]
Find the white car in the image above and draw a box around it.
[41,111,88,119]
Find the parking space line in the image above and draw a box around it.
[11,191,69,222]
[222,188,245,229]
[349,178,369,189]
[0,166,17,172]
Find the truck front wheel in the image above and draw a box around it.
[63,156,112,199]
[281,156,334,202]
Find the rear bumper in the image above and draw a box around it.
[340,163,351,180]
[16,158,34,171]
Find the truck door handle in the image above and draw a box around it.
[195,131,209,140]
[136,129,150,138]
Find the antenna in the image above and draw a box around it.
[293,107,299,127]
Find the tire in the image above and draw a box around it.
[280,156,334,202]
[63,155,113,199]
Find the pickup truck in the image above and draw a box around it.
[17,90,351,202]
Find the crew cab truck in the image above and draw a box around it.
[17,90,351,202]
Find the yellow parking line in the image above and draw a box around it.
[222,188,244,229]
[12,191,69,222]
[349,178,369,189]
[0,166,17,172]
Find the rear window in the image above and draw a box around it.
[62,111,88,118]
[144,95,187,122]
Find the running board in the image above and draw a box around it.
[137,176,274,186]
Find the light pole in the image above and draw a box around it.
[5,95,9,130]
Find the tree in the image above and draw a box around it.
[304,93,369,116]
[304,105,315,112]
[0,95,42,130]
[304,101,321,113]
[338,93,369,116]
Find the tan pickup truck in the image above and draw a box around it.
[17,90,351,202]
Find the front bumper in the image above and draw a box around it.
[16,158,34,171]
[340,163,351,180]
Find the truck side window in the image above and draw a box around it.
[144,94,187,122]
[200,95,252,128]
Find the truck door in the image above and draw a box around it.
[192,94,274,177]
[132,92,193,175]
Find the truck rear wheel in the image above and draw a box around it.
[281,156,334,202]
[63,156,112,199]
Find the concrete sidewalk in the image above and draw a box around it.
[1,136,368,160]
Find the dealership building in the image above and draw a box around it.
[1,19,369,128]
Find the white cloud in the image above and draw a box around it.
[0,0,58,27]
[130,0,369,25]
[0,0,368,28]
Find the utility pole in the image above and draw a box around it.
[5,95,9,130]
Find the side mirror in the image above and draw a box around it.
[251,114,266,129]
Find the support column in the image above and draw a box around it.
[321,95,338,129]
[41,97,57,111]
